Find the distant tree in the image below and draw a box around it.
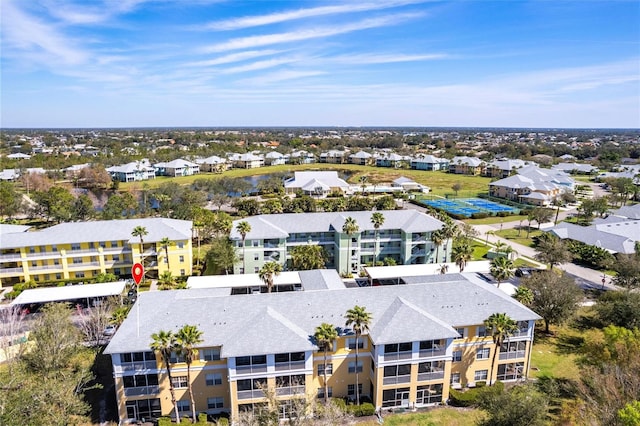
[452,182,462,197]
[358,175,368,194]
[611,253,640,289]
[478,383,549,426]
[94,272,117,283]
[375,195,396,211]
[523,270,582,333]
[33,186,74,223]
[0,181,22,218]
[259,261,283,293]
[72,194,94,221]
[290,245,327,270]
[371,212,385,261]
[204,237,239,275]
[77,165,111,189]
[595,290,640,329]
[531,207,553,229]
[490,256,515,288]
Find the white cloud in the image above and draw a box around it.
[186,50,285,67]
[203,13,424,52]
[330,53,450,64]
[204,0,428,30]
[220,57,304,74]
[239,70,327,85]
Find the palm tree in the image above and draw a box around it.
[131,226,148,262]
[151,330,180,424]
[345,305,372,406]
[258,261,282,293]
[370,212,385,263]
[342,217,360,274]
[513,286,534,306]
[159,237,172,271]
[484,313,518,385]
[176,325,204,423]
[313,323,338,404]
[452,241,473,272]
[430,229,445,263]
[359,175,368,195]
[158,271,175,290]
[235,221,251,273]
[489,256,515,288]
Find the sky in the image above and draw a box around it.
[1,0,639,129]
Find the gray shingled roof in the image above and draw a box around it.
[229,210,444,240]
[104,273,540,355]
[549,221,638,254]
[1,218,192,249]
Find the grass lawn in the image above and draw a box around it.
[120,165,492,195]
[471,241,490,260]
[493,228,543,248]
[356,407,486,426]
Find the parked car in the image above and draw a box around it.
[103,325,117,336]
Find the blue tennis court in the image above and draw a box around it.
[417,197,518,217]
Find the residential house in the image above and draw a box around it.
[285,151,315,165]
[410,155,450,171]
[229,210,449,275]
[154,159,200,177]
[449,157,484,175]
[551,163,598,175]
[376,153,409,169]
[0,218,193,287]
[264,152,287,166]
[104,271,539,423]
[349,151,374,166]
[484,159,530,179]
[319,150,347,164]
[196,156,230,173]
[489,166,575,206]
[229,153,264,169]
[107,160,156,182]
[392,177,428,193]
[284,171,350,197]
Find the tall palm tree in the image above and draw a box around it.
[370,212,385,263]
[484,313,518,385]
[258,261,282,293]
[150,330,180,424]
[159,237,172,271]
[441,220,459,260]
[430,229,445,264]
[176,325,204,423]
[313,323,338,404]
[345,305,372,406]
[342,217,360,274]
[452,241,473,272]
[131,226,148,262]
[235,221,251,273]
[359,175,368,195]
[489,256,515,288]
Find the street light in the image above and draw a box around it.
[601,274,606,290]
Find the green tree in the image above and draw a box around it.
[612,253,640,289]
[532,207,553,229]
[94,272,117,283]
[313,323,338,404]
[595,290,640,329]
[358,175,368,195]
[259,261,283,293]
[158,271,175,290]
[370,212,385,262]
[430,229,445,264]
[151,330,181,423]
[535,234,573,270]
[0,180,22,218]
[236,221,251,273]
[490,256,515,288]
[513,286,534,306]
[204,237,239,275]
[159,237,172,270]
[484,312,518,386]
[72,194,94,221]
[290,245,327,270]
[176,324,204,423]
[523,270,582,333]
[618,401,640,426]
[131,225,148,265]
[478,383,549,426]
[452,240,473,272]
[33,186,74,223]
[452,182,462,197]
[342,217,360,274]
[344,305,372,405]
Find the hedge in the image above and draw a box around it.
[448,381,504,407]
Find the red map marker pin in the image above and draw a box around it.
[132,262,144,286]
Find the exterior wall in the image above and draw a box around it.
[0,237,192,286]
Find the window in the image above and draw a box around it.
[416,384,443,405]
[179,255,184,262]
[382,387,409,407]
[455,327,466,338]
[236,355,267,367]
[317,387,333,399]
[384,342,412,354]
[418,361,444,375]
[497,362,525,381]
[317,363,333,376]
[71,243,81,251]
[76,272,85,278]
[178,242,184,249]
[206,373,222,386]
[254,267,259,273]
[252,240,259,247]
[477,326,488,337]
[254,253,259,261]
[474,370,488,381]
[73,257,83,264]
[180,269,185,276]
[452,350,462,362]
[169,351,185,363]
[476,347,490,360]
[122,374,158,388]
[52,245,58,252]
[347,383,363,396]
[347,338,365,350]
[111,241,118,248]
[201,348,221,361]
[29,247,35,254]
[55,273,62,279]
[205,397,224,410]
[172,376,188,389]
[54,259,60,265]
[450,372,461,384]
[384,364,411,378]
[177,400,190,413]
[275,352,305,365]
[112,255,120,262]
[348,361,363,373]
[31,261,37,267]
[125,399,161,420]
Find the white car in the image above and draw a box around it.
[103,325,117,336]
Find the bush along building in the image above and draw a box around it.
[229,210,451,275]
[104,271,540,423]
[0,218,193,287]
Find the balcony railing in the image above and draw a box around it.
[418,348,446,358]
[236,365,268,375]
[499,350,526,360]
[383,351,412,361]
[124,385,160,397]
[237,389,265,400]
[417,371,445,382]
[29,265,65,271]
[113,361,157,373]
[0,267,23,275]
[275,385,305,396]
[274,361,305,372]
[68,262,101,269]
[382,375,411,385]
[510,330,529,338]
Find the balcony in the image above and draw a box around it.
[274,361,305,372]
[418,348,446,358]
[0,267,23,275]
[383,351,412,361]
[499,350,526,360]
[29,264,65,272]
[275,385,305,396]
[411,250,426,257]
[113,361,157,373]
[237,389,265,400]
[68,262,101,269]
[417,371,445,382]
[124,385,160,397]
[382,375,411,386]
[510,329,529,338]
[236,365,268,375]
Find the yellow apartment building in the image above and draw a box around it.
[104,272,540,423]
[0,218,193,287]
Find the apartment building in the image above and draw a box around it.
[104,272,540,423]
[229,210,450,275]
[0,218,193,287]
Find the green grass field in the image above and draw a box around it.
[356,407,486,426]
[119,164,492,196]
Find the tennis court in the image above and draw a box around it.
[417,197,518,217]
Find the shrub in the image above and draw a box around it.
[350,402,376,417]
[198,412,208,424]
[158,418,172,426]
[331,397,347,412]
[448,382,504,407]
[471,212,490,219]
[216,418,229,426]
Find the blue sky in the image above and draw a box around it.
[1,0,639,128]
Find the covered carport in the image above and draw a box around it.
[11,281,128,310]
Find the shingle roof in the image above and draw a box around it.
[549,221,638,254]
[284,171,349,190]
[104,273,540,355]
